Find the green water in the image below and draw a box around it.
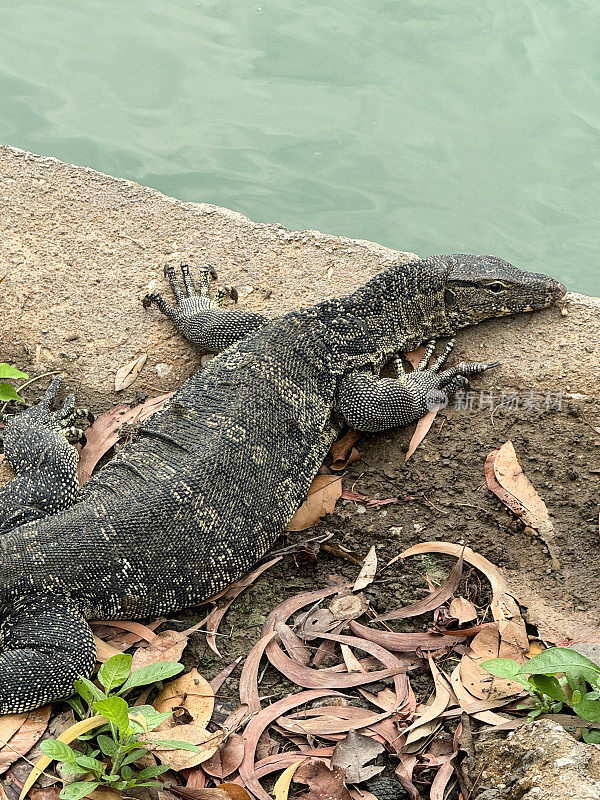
[1,1,598,295]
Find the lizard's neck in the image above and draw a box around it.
[339,260,453,363]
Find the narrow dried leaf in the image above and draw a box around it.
[404,656,451,744]
[405,409,439,464]
[486,441,560,569]
[262,583,351,636]
[276,622,312,665]
[168,785,250,800]
[349,620,462,652]
[210,657,243,693]
[92,619,158,644]
[429,758,456,800]
[238,631,278,715]
[340,644,365,674]
[353,546,377,591]
[374,551,463,622]
[239,690,341,800]
[287,475,342,531]
[330,429,362,471]
[273,759,307,800]
[341,489,398,508]
[204,558,282,656]
[400,541,514,623]
[115,354,147,391]
[395,753,420,800]
[278,709,391,736]
[265,630,411,692]
[21,715,107,800]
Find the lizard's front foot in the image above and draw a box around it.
[404,338,500,411]
[0,377,91,530]
[337,340,499,432]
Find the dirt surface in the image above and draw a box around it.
[1,144,600,685]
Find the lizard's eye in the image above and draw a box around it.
[488,282,505,293]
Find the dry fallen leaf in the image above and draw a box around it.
[341,488,398,508]
[353,546,377,591]
[276,622,312,665]
[287,475,342,531]
[459,624,527,701]
[449,597,478,625]
[405,408,439,464]
[168,785,251,800]
[201,557,281,656]
[404,656,451,745]
[114,353,148,391]
[273,759,307,800]
[131,629,188,670]
[294,760,352,800]
[77,393,173,484]
[144,726,224,771]
[330,429,362,471]
[399,541,513,623]
[0,706,51,775]
[331,729,385,783]
[485,440,560,569]
[374,550,464,622]
[201,732,245,780]
[239,689,341,800]
[449,664,512,726]
[153,668,214,730]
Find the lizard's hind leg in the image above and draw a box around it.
[0,377,88,533]
[0,594,95,713]
[143,261,268,351]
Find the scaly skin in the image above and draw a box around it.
[0,255,565,713]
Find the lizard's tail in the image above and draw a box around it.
[0,593,95,714]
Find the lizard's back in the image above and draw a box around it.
[1,308,346,619]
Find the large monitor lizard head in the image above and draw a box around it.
[442,254,567,329]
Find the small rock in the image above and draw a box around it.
[471,720,600,799]
[155,362,173,378]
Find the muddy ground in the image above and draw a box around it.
[1,145,600,792]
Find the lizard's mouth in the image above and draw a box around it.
[534,279,567,310]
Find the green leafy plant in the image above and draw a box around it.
[40,654,200,800]
[484,646,600,737]
[0,363,29,404]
